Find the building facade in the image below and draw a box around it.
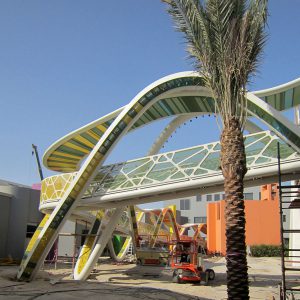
[164,186,260,225]
[0,179,43,260]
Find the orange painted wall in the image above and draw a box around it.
[207,184,280,255]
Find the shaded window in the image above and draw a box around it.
[26,224,38,238]
[283,215,286,223]
[244,193,254,200]
[206,194,212,202]
[196,195,202,202]
[214,194,220,201]
[180,199,190,210]
[194,217,207,223]
[222,194,226,200]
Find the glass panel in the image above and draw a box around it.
[213,143,221,150]
[184,169,193,176]
[127,161,154,178]
[170,171,185,180]
[255,157,271,164]
[246,157,255,165]
[194,169,208,175]
[200,152,220,171]
[158,155,168,162]
[179,151,207,168]
[244,133,265,146]
[245,136,271,156]
[277,141,295,159]
[173,148,202,164]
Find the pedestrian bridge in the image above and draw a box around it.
[40,130,300,213]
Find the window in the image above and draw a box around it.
[206,194,212,202]
[26,224,38,238]
[194,217,207,223]
[180,199,190,210]
[221,194,226,200]
[196,194,202,202]
[283,215,286,222]
[214,194,220,201]
[244,192,254,200]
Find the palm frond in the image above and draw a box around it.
[164,0,268,128]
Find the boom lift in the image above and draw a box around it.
[170,239,215,284]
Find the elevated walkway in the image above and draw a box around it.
[40,130,300,212]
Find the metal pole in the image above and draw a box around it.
[277,142,286,300]
[32,144,44,181]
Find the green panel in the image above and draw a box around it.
[184,169,193,176]
[284,89,293,109]
[255,157,271,164]
[173,148,203,163]
[194,169,208,175]
[81,133,98,145]
[277,141,296,159]
[179,151,207,168]
[248,101,300,150]
[246,157,255,165]
[200,152,220,171]
[122,158,150,174]
[170,171,185,179]
[244,133,265,146]
[158,155,168,162]
[57,145,85,157]
[266,95,276,108]
[245,136,271,156]
[294,86,300,106]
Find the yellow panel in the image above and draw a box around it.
[64,142,90,154]
[52,151,82,160]
[97,124,108,132]
[74,135,95,149]
[87,130,101,141]
[123,115,132,125]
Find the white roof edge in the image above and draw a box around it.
[253,77,300,97]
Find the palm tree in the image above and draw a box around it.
[163,0,268,298]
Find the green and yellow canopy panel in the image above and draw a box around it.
[43,72,300,173]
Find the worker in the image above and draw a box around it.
[180,248,188,263]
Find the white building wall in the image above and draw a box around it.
[290,200,300,266]
[164,186,260,225]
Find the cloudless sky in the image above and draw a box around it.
[0,1,299,186]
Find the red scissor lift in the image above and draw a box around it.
[170,237,215,284]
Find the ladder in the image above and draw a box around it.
[277,142,300,300]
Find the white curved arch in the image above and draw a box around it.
[253,77,300,99]
[18,71,300,282]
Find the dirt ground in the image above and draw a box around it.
[0,257,299,300]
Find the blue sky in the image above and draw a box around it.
[0,1,299,186]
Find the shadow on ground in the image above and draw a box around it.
[0,266,213,300]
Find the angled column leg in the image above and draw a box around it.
[74,207,124,280]
[107,236,132,262]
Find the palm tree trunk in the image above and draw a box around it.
[220,116,249,300]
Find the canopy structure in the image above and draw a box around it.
[17,71,300,282]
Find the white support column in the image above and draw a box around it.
[73,207,124,280]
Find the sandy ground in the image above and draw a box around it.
[0,257,299,300]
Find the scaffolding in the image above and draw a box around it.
[277,142,300,300]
